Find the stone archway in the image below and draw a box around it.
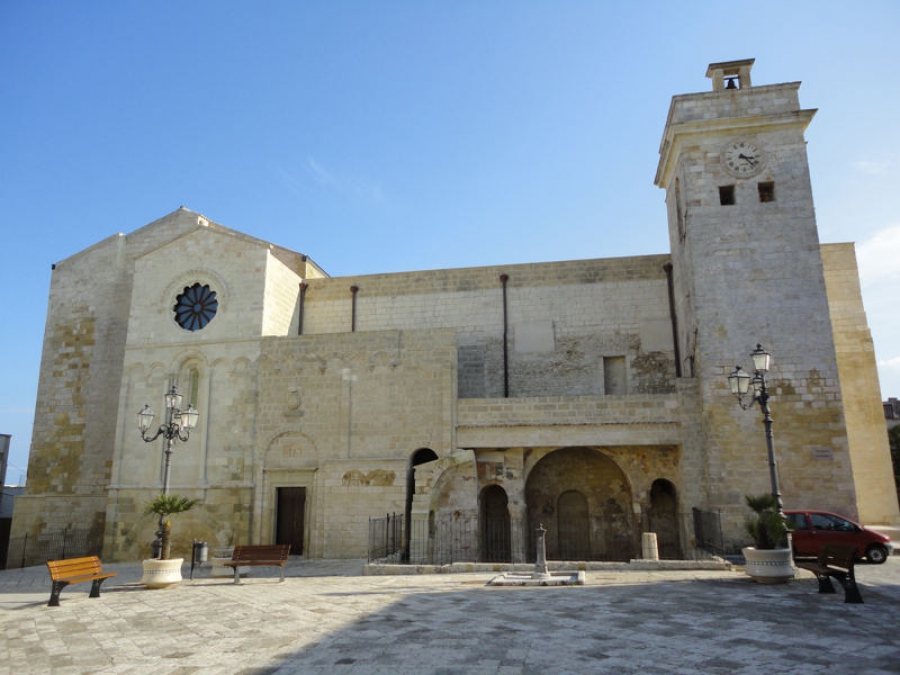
[405,448,439,561]
[525,447,634,561]
[479,485,511,562]
[648,479,681,559]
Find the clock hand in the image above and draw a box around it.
[738,153,758,166]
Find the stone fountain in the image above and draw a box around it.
[488,524,585,586]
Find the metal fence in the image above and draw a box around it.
[368,513,405,563]
[4,527,100,569]
[691,507,727,556]
[368,509,729,565]
[416,512,493,565]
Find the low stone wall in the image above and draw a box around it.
[362,557,732,575]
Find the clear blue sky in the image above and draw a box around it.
[2,2,898,486]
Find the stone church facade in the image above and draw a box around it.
[11,60,899,564]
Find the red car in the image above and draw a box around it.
[785,510,893,564]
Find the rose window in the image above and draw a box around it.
[173,283,218,331]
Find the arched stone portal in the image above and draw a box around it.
[648,479,681,558]
[479,485,511,562]
[525,448,634,561]
[405,448,438,561]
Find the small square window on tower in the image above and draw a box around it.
[719,185,735,206]
[758,181,775,203]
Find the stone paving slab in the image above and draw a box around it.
[1,558,899,674]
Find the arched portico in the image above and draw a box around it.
[525,447,635,561]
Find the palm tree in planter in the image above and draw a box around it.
[742,493,794,584]
[140,494,199,588]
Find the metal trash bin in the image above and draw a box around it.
[190,541,209,579]
[193,541,209,563]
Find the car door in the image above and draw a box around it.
[785,512,814,556]
[808,512,864,556]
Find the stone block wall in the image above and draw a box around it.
[13,229,144,548]
[300,255,677,399]
[663,82,804,128]
[253,329,457,557]
[822,243,900,524]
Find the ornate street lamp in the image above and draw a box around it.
[727,344,783,517]
[137,384,199,558]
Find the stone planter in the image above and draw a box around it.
[141,557,184,588]
[742,547,794,584]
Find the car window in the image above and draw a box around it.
[810,513,835,530]
[810,513,856,532]
[786,513,807,530]
[830,516,857,532]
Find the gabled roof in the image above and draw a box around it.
[54,206,329,278]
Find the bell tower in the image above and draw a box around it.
[654,60,859,525]
[655,58,828,378]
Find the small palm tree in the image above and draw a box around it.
[146,494,199,559]
[744,493,791,550]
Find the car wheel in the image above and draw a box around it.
[866,544,889,564]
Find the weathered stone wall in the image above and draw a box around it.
[301,256,677,399]
[262,250,303,336]
[16,234,128,537]
[822,243,900,524]
[253,329,457,558]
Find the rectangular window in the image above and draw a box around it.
[719,185,735,206]
[758,181,775,202]
[603,356,627,395]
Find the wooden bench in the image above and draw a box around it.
[46,556,117,607]
[795,543,863,603]
[222,544,290,584]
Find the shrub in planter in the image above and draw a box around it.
[742,493,794,584]
[145,494,199,560]
[744,493,791,549]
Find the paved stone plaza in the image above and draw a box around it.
[1,557,899,674]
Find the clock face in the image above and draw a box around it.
[723,140,765,177]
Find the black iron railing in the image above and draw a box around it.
[369,511,730,565]
[691,507,727,556]
[4,527,99,569]
[368,513,405,563]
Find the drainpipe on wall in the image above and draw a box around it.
[298,282,308,336]
[499,274,509,398]
[350,285,359,332]
[663,263,682,378]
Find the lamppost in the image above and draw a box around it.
[726,344,784,518]
[137,384,199,558]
